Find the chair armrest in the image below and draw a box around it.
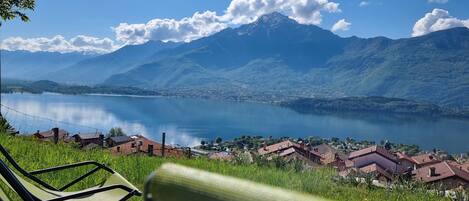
[29,161,114,175]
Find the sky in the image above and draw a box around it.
[1,0,469,54]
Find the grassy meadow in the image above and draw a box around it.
[0,133,448,201]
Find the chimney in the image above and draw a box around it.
[263,143,267,151]
[428,167,436,177]
[52,127,59,144]
[161,132,166,157]
[99,134,104,147]
[187,147,192,159]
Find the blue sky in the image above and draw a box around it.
[1,0,469,54]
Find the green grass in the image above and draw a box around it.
[0,134,448,201]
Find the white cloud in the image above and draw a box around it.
[113,0,341,44]
[4,0,342,51]
[331,19,351,32]
[114,11,227,44]
[412,9,469,37]
[359,1,370,7]
[428,0,448,4]
[1,35,119,54]
[225,0,341,25]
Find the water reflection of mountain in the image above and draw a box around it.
[285,107,444,125]
[2,93,469,153]
[280,97,468,125]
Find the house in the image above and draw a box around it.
[459,161,469,173]
[33,128,69,142]
[311,144,347,170]
[410,153,441,168]
[109,135,186,158]
[208,152,234,161]
[347,145,399,182]
[396,152,441,173]
[106,135,132,147]
[258,140,322,167]
[447,161,469,173]
[412,161,469,189]
[358,163,394,183]
[71,133,104,147]
[396,152,418,173]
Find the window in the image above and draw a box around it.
[117,146,120,152]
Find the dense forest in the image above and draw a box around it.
[281,96,469,119]
[1,80,160,96]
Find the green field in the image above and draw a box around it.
[0,134,447,201]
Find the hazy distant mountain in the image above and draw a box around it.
[1,50,92,80]
[104,12,469,107]
[47,40,180,84]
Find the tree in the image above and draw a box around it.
[215,136,222,144]
[0,114,13,133]
[107,127,126,137]
[0,0,35,26]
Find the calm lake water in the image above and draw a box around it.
[1,93,468,153]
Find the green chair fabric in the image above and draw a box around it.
[145,163,332,201]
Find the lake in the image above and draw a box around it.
[1,93,468,153]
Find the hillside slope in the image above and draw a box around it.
[0,134,447,201]
[104,13,469,107]
[48,40,179,85]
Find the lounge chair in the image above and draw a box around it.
[144,163,331,201]
[0,144,141,201]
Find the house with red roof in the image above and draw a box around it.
[346,145,400,183]
[411,153,441,168]
[397,152,441,172]
[109,135,187,158]
[311,144,347,170]
[258,140,322,167]
[412,161,469,189]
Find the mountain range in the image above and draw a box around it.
[2,12,468,108]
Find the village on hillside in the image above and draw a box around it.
[19,126,469,198]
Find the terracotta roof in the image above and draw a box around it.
[412,161,469,183]
[312,144,347,164]
[447,161,469,173]
[278,147,297,157]
[411,154,440,165]
[359,163,393,180]
[461,162,469,173]
[396,152,415,163]
[311,144,334,155]
[348,145,397,162]
[258,140,300,155]
[109,136,185,157]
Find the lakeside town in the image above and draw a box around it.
[9,124,468,200]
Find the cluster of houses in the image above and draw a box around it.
[255,140,469,190]
[32,128,189,158]
[32,128,469,191]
